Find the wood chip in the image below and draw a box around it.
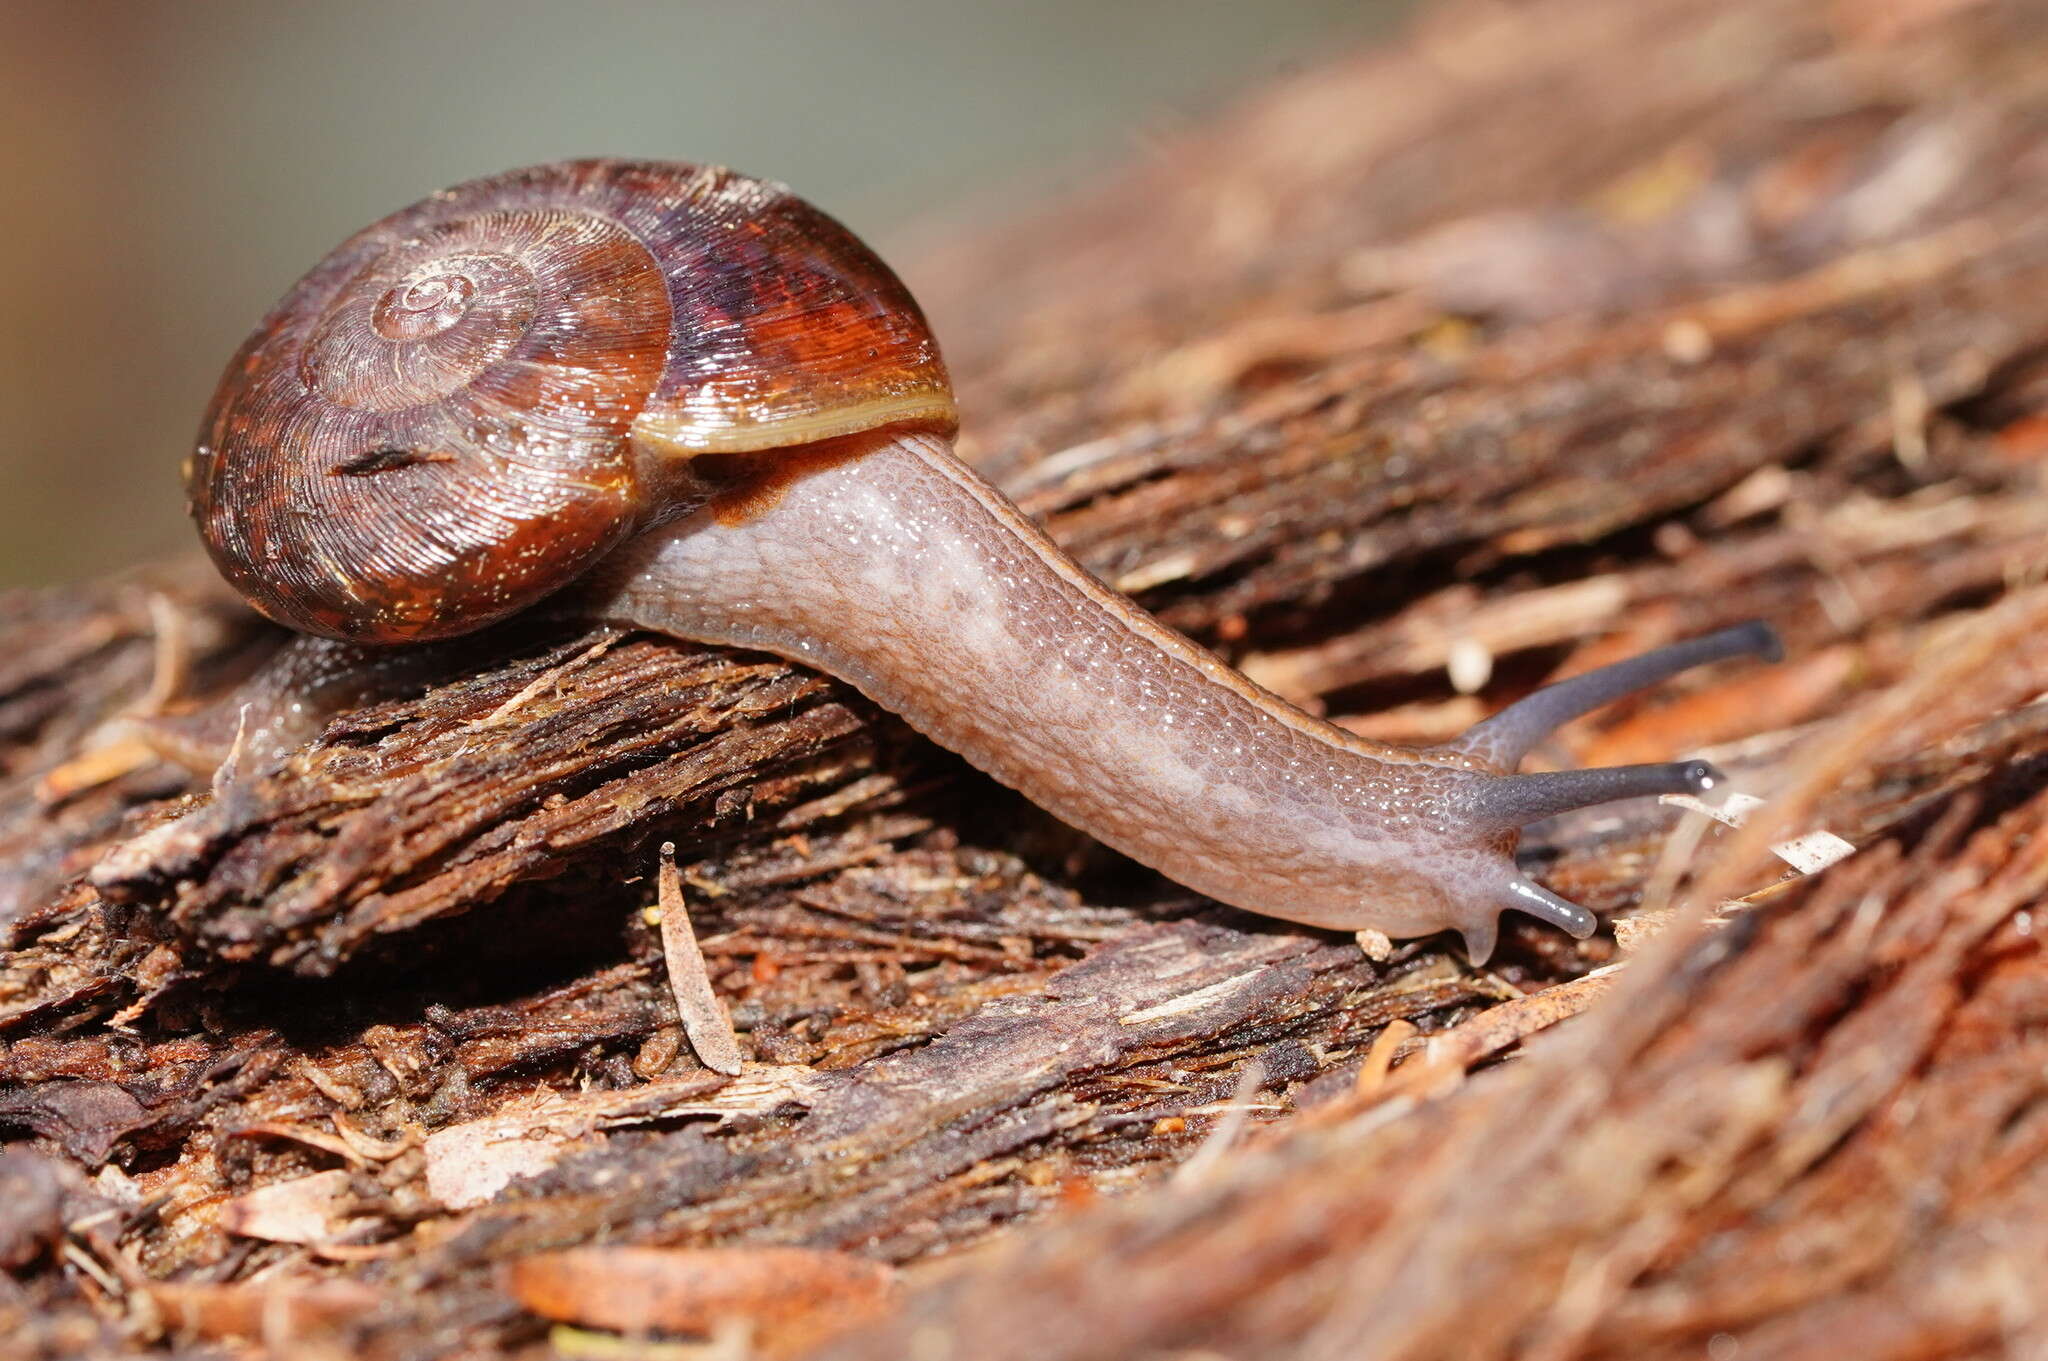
[422,1067,817,1210]
[217,1170,371,1246]
[149,1278,387,1345]
[657,841,746,1076]
[1663,792,1857,874]
[505,1245,892,1357]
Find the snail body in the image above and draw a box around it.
[186,160,1779,963]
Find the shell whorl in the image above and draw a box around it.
[188,160,956,643]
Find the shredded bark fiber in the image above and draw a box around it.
[4,0,2048,1357]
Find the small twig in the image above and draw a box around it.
[212,702,254,796]
[1173,1058,1267,1190]
[1387,967,1625,1097]
[219,1121,373,1167]
[470,631,620,729]
[1614,801,1717,952]
[656,842,746,1076]
[328,1113,416,1162]
[138,591,195,716]
[35,737,162,805]
[1353,1019,1418,1098]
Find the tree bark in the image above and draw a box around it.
[4,0,2048,1357]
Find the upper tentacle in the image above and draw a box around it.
[1447,621,1780,769]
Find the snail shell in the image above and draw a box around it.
[186,160,956,643]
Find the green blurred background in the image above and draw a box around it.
[0,1,1409,589]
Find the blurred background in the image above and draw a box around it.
[0,1,1411,589]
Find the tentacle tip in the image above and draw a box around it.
[1735,619,1785,664]
[1458,920,1499,968]
[1679,759,1725,795]
[1500,876,1599,939]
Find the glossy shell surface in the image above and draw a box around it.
[188,159,955,642]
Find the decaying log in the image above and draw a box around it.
[5,0,2048,1357]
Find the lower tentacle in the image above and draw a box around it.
[1499,876,1598,938]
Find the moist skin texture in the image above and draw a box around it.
[583,430,1702,960]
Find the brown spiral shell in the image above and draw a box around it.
[187,160,956,643]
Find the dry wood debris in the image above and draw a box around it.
[4,0,2048,1357]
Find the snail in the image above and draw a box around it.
[182,159,1780,964]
